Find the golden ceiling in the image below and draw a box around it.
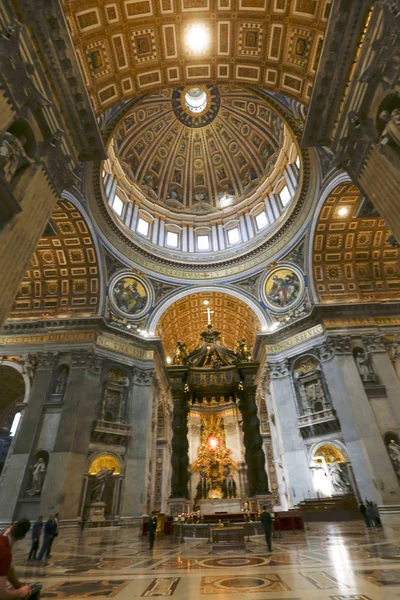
[110,85,289,215]
[313,183,400,304]
[8,200,100,320]
[157,291,260,357]
[62,0,331,115]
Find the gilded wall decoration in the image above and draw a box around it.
[108,273,152,319]
[9,200,100,320]
[89,454,121,475]
[313,182,400,303]
[62,0,331,113]
[157,291,260,358]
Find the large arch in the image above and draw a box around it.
[62,0,330,114]
[311,181,400,304]
[7,198,103,321]
[149,287,266,357]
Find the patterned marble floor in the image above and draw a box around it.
[9,520,400,599]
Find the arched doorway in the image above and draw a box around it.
[0,365,26,475]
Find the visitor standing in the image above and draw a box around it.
[260,505,273,552]
[0,519,31,598]
[37,515,56,562]
[359,501,370,528]
[28,516,43,561]
[148,511,158,551]
[47,512,59,558]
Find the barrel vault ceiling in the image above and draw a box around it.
[61,0,332,115]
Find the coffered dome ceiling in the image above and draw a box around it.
[110,85,289,217]
[62,0,331,114]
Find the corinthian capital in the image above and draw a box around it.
[326,335,352,355]
[269,359,289,379]
[362,333,386,353]
[132,367,155,385]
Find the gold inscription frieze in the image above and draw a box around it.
[0,330,154,361]
[96,335,154,360]
[265,324,324,354]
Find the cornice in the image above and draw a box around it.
[12,0,105,162]
[302,0,372,147]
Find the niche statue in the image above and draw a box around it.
[26,457,46,496]
[90,467,115,503]
[0,132,33,183]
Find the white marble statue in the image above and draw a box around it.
[26,457,46,496]
[328,461,351,494]
[0,132,32,183]
[388,440,400,476]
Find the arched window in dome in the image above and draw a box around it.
[255,211,268,230]
[112,194,124,216]
[280,186,291,207]
[197,234,210,251]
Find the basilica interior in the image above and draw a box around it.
[0,0,400,598]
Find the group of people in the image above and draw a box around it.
[359,501,382,528]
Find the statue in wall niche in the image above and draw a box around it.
[227,473,237,498]
[379,108,400,150]
[26,457,46,496]
[90,467,116,503]
[328,461,351,494]
[0,131,33,183]
[354,350,378,384]
[387,440,400,477]
[54,367,68,395]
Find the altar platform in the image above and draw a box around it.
[199,498,241,514]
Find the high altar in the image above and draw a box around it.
[167,314,271,515]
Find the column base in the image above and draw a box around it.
[167,498,190,516]
[377,504,400,541]
[251,494,273,513]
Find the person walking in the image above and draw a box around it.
[0,519,31,599]
[148,511,158,551]
[47,512,59,558]
[367,501,377,528]
[28,516,43,561]
[37,515,56,562]
[260,505,273,553]
[359,501,370,528]
[373,503,382,528]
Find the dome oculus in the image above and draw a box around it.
[185,88,208,113]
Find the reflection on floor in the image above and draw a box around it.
[10,521,400,599]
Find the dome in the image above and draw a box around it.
[99,85,305,274]
[109,85,295,218]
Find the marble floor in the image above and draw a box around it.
[10,521,400,599]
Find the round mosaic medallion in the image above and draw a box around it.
[219,577,266,589]
[108,273,152,319]
[172,85,220,128]
[202,557,266,568]
[262,264,304,312]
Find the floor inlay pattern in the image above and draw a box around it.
[9,521,400,599]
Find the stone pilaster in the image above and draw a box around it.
[121,367,155,518]
[42,352,103,519]
[0,352,56,522]
[320,336,400,504]
[268,360,314,505]
[363,334,400,431]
